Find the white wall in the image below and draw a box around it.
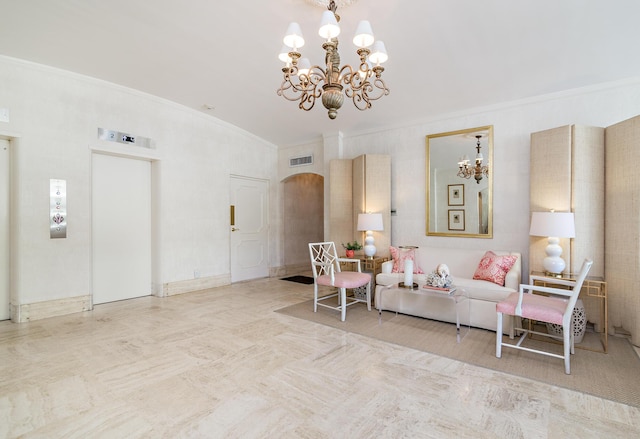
[0,56,279,310]
[329,79,640,276]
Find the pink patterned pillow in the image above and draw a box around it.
[390,246,424,274]
[473,251,518,286]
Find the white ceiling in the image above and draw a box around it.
[2,0,640,147]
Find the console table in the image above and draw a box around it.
[530,271,608,353]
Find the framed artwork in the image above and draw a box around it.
[448,184,464,206]
[448,209,465,231]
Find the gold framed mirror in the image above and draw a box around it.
[426,125,493,238]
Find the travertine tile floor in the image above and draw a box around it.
[1,276,639,438]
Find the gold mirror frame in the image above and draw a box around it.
[425,125,493,238]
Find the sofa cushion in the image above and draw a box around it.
[473,251,518,286]
[452,277,516,302]
[389,246,424,274]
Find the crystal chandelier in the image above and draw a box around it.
[276,0,389,119]
[457,135,489,184]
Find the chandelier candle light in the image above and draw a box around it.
[458,135,489,184]
[277,0,390,119]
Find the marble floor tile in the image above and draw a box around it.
[1,276,639,438]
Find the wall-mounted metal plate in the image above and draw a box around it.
[98,128,154,149]
[50,179,67,239]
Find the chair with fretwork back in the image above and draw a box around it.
[308,242,372,321]
[496,258,593,374]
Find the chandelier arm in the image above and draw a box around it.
[277,66,328,111]
[340,65,389,111]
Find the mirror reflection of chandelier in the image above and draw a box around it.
[457,135,489,184]
[276,0,390,119]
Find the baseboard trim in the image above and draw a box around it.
[163,274,230,296]
[12,295,93,323]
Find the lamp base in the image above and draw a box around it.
[363,231,376,258]
[543,237,566,276]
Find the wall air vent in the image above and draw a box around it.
[289,154,313,167]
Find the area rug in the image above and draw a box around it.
[280,275,314,285]
[276,299,640,408]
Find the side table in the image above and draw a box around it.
[530,271,608,353]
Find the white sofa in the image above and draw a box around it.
[375,247,521,333]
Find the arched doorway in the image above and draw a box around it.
[283,173,324,272]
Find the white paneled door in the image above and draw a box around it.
[0,139,9,320]
[230,176,269,282]
[92,153,152,304]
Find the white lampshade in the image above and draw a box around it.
[529,212,576,238]
[278,45,292,64]
[353,20,375,48]
[297,58,311,77]
[530,211,575,275]
[318,10,340,39]
[357,213,384,231]
[283,22,305,49]
[368,40,388,64]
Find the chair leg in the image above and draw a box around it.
[340,287,347,322]
[366,282,371,311]
[313,284,318,313]
[496,312,503,358]
[563,322,571,374]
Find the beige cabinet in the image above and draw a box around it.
[605,115,640,345]
[329,154,391,258]
[531,116,640,344]
[530,125,605,335]
[529,125,605,277]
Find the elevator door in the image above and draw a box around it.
[0,139,9,320]
[92,153,151,304]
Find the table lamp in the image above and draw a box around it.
[357,213,384,258]
[529,211,575,276]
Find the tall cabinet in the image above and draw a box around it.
[329,154,391,257]
[605,115,640,345]
[531,116,640,346]
[530,124,605,331]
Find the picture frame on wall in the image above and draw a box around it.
[448,184,464,206]
[448,209,465,231]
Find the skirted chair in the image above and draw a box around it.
[496,258,593,374]
[308,242,372,321]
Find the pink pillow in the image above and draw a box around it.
[390,246,424,274]
[473,251,518,286]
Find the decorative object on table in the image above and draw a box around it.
[400,258,417,289]
[277,0,390,120]
[357,213,383,258]
[425,263,453,288]
[342,240,362,258]
[529,210,576,276]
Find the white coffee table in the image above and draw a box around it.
[377,283,470,343]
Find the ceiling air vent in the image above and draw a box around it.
[289,154,313,167]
